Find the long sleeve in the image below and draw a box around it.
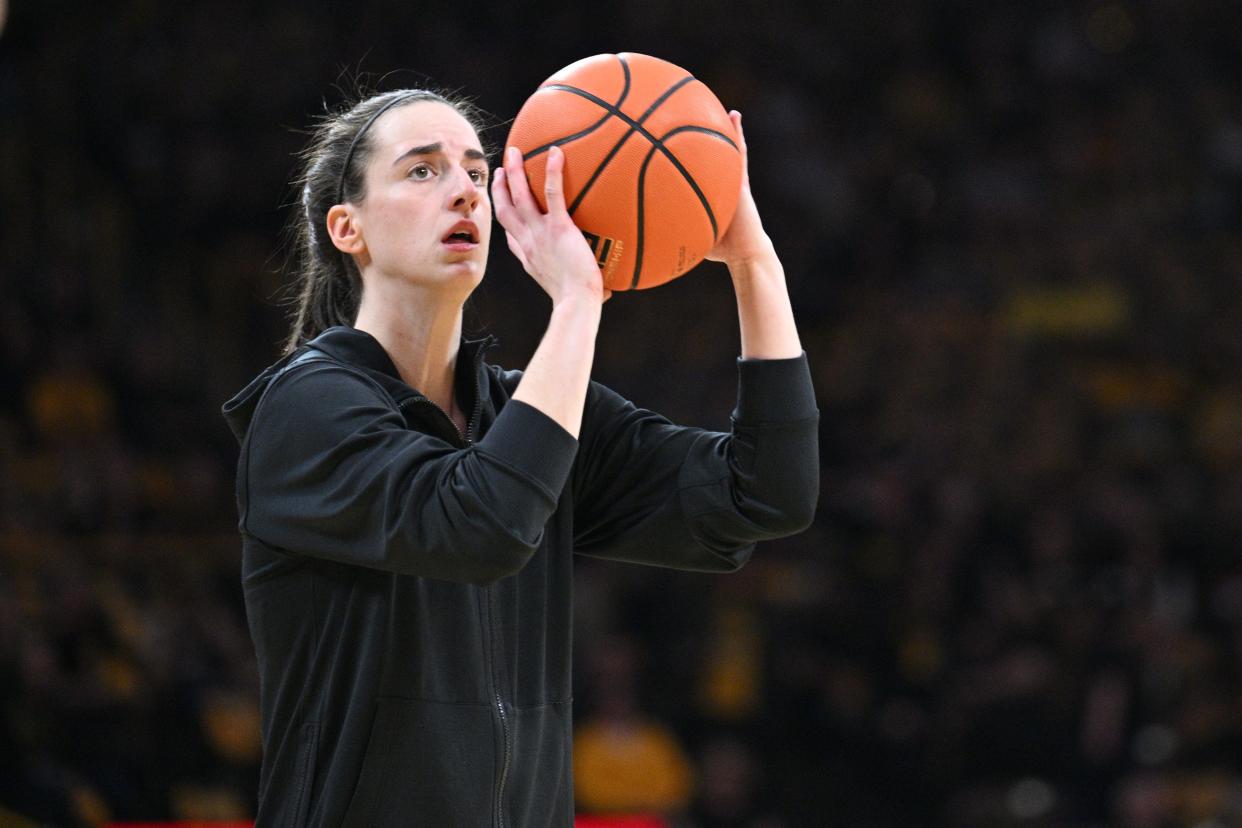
[238,362,578,584]
[571,353,819,571]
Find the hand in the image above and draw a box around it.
[493,146,611,306]
[706,111,776,268]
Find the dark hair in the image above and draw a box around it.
[283,88,485,354]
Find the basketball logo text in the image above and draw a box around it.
[582,231,623,282]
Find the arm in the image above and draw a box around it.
[707,111,803,361]
[242,363,577,584]
[573,111,819,569]
[243,148,598,584]
[493,145,606,438]
[572,356,818,570]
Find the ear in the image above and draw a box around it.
[326,204,366,256]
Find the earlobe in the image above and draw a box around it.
[326,204,366,255]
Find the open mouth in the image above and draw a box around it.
[443,223,478,244]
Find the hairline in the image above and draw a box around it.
[338,91,483,205]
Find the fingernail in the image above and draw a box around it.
[507,146,519,161]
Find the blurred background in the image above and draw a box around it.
[2,0,1242,825]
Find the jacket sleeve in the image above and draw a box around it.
[239,363,578,583]
[571,353,819,571]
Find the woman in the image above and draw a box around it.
[222,88,818,827]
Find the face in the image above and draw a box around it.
[345,100,492,290]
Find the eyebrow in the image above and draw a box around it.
[392,143,487,166]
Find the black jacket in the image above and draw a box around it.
[221,325,819,827]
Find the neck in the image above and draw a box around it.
[353,278,466,416]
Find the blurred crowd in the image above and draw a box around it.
[2,0,1242,826]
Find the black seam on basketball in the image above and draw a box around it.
[520,110,613,161]
[659,124,739,151]
[522,58,633,161]
[528,68,733,288]
[565,74,696,216]
[647,137,719,241]
[631,148,653,290]
[538,78,692,151]
[628,136,720,289]
[656,125,739,239]
[637,75,696,123]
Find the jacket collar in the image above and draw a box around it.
[223,326,497,446]
[305,324,496,406]
[305,325,404,378]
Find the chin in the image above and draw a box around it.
[438,259,486,292]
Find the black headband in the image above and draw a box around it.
[336,92,422,205]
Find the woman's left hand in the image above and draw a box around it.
[706,111,775,268]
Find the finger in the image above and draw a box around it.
[505,230,532,273]
[491,167,512,217]
[730,110,752,189]
[503,146,541,222]
[601,289,613,304]
[543,146,567,216]
[492,168,524,236]
[731,110,747,155]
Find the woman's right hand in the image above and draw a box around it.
[492,146,611,306]
[496,145,606,438]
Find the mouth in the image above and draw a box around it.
[442,222,479,247]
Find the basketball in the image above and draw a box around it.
[506,53,743,291]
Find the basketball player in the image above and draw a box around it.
[222,89,818,827]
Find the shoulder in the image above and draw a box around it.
[277,356,393,403]
[253,355,400,439]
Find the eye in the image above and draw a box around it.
[407,163,434,181]
[468,167,489,186]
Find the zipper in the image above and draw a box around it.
[398,395,468,445]
[473,335,509,828]
[465,335,496,445]
[484,585,512,828]
[493,690,512,827]
[400,337,508,824]
[470,335,509,828]
[396,336,494,446]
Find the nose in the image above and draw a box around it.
[448,166,480,215]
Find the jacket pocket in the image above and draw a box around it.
[292,721,319,827]
[506,701,574,828]
[343,697,495,828]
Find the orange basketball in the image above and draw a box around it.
[506,53,742,291]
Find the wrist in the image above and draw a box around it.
[724,236,778,270]
[727,242,782,282]
[550,288,604,319]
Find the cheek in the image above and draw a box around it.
[478,197,494,243]
[367,199,416,241]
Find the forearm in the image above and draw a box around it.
[511,294,602,438]
[729,245,803,360]
[574,354,820,566]
[245,366,579,583]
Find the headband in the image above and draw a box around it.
[336,92,422,205]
